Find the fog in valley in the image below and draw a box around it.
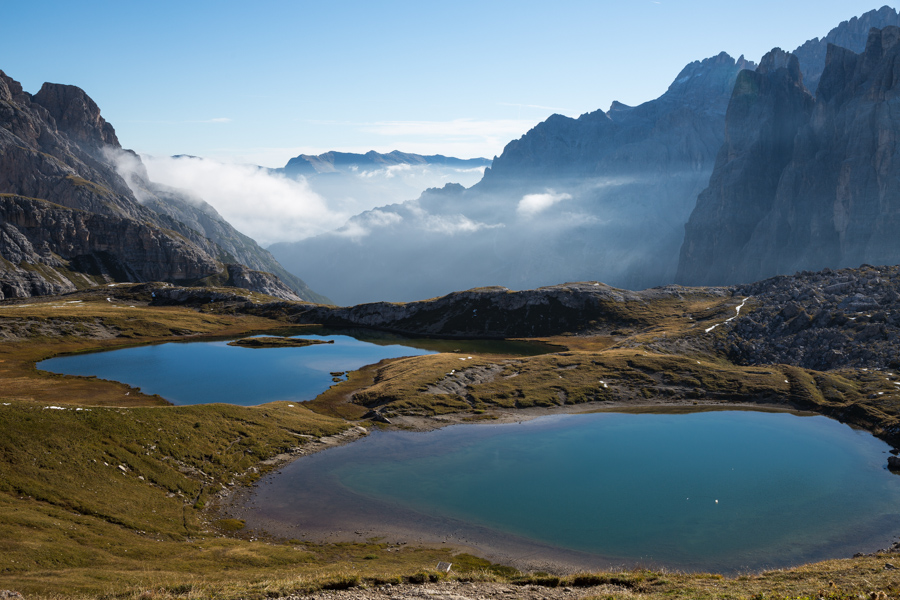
[118,6,900,308]
[138,153,489,246]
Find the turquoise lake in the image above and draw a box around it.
[37,329,553,406]
[241,410,900,573]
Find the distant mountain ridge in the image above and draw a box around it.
[0,71,327,302]
[280,150,490,177]
[270,52,753,305]
[269,6,900,306]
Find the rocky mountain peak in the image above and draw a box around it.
[864,24,900,62]
[0,70,28,104]
[661,52,756,107]
[32,82,120,148]
[756,48,802,81]
[608,100,633,112]
[793,6,900,93]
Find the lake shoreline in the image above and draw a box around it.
[214,398,843,575]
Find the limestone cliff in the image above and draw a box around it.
[0,70,324,302]
[678,27,900,285]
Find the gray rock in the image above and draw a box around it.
[678,26,900,286]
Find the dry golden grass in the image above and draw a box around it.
[1,293,899,600]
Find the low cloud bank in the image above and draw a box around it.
[517,190,572,217]
[138,155,341,246]
[115,154,489,247]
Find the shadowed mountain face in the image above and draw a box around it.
[0,71,327,303]
[270,53,752,306]
[677,26,900,286]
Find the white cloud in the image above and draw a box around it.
[517,191,572,217]
[333,209,404,241]
[359,164,413,179]
[107,149,497,248]
[420,214,503,235]
[366,209,404,228]
[139,155,345,245]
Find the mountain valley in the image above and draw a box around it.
[5,5,900,600]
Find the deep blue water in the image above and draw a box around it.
[37,333,434,405]
[246,411,900,572]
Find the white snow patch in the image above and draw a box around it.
[705,297,751,333]
[44,406,66,410]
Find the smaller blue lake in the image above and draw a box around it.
[37,329,553,406]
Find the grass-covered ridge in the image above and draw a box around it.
[1,283,899,598]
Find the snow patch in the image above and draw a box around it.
[705,297,751,334]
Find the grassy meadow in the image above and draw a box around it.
[1,287,899,599]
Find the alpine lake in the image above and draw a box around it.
[38,329,900,573]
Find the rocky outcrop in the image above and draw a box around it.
[222,264,304,302]
[721,265,900,370]
[32,82,120,148]
[287,282,729,338]
[678,27,900,287]
[0,70,324,302]
[0,194,222,299]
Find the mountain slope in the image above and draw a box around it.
[0,70,325,302]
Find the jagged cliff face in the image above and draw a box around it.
[678,27,900,286]
[0,70,323,302]
[271,53,752,305]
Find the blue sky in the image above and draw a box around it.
[1,1,894,166]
